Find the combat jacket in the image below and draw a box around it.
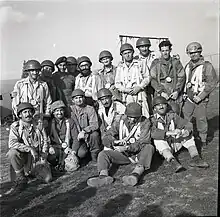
[102,114,151,153]
[12,77,52,116]
[150,57,186,97]
[134,51,157,69]
[184,57,218,101]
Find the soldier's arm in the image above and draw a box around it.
[174,113,193,133]
[69,119,81,153]
[43,83,52,116]
[127,118,151,153]
[8,123,30,152]
[11,81,21,114]
[139,64,151,89]
[174,60,186,93]
[198,62,218,100]
[83,107,99,133]
[115,66,129,93]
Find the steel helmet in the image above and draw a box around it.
[99,50,113,62]
[97,88,113,99]
[67,56,77,65]
[186,42,202,54]
[125,102,142,118]
[120,43,134,55]
[24,60,41,71]
[17,102,35,116]
[41,60,55,70]
[77,56,92,66]
[136,37,151,48]
[50,100,66,113]
[71,89,85,98]
[152,96,168,107]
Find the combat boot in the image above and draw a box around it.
[189,155,209,168]
[87,175,114,187]
[170,158,184,173]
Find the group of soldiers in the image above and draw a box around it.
[7,38,218,194]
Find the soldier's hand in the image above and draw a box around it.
[181,129,190,137]
[169,91,178,100]
[49,146,55,155]
[30,147,38,161]
[114,145,127,153]
[124,88,132,94]
[114,139,126,146]
[173,129,182,138]
[77,131,85,141]
[193,95,201,104]
[129,86,142,95]
[161,92,169,100]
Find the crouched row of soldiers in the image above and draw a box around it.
[7,39,217,195]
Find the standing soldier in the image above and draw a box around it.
[150,40,185,114]
[66,56,80,78]
[97,88,125,138]
[115,43,151,118]
[11,60,52,121]
[182,42,218,149]
[87,102,155,187]
[134,37,157,114]
[70,89,102,163]
[40,60,62,102]
[53,56,75,106]
[75,56,104,106]
[98,50,122,102]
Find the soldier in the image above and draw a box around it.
[97,50,122,101]
[182,42,218,149]
[115,43,151,118]
[47,100,81,172]
[7,102,51,195]
[53,56,75,106]
[75,56,104,107]
[97,88,126,138]
[70,89,102,163]
[11,60,52,121]
[40,60,62,102]
[150,96,209,173]
[150,40,185,114]
[134,37,157,114]
[87,102,155,187]
[66,56,80,77]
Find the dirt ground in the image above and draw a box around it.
[0,88,219,217]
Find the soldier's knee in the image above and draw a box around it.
[90,131,100,140]
[7,149,20,159]
[77,145,88,159]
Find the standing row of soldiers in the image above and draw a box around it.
[7,38,218,194]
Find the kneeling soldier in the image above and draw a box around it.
[87,102,155,187]
[7,102,51,195]
[150,96,209,173]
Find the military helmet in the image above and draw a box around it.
[24,60,41,71]
[50,100,66,113]
[41,60,55,71]
[186,42,202,54]
[17,102,35,115]
[77,56,92,66]
[67,56,77,65]
[97,88,112,99]
[125,102,142,118]
[55,56,67,65]
[152,96,168,107]
[99,50,113,62]
[136,37,151,48]
[71,89,85,98]
[120,43,134,55]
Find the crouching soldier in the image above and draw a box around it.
[70,89,102,163]
[150,96,209,173]
[87,102,155,187]
[47,100,80,172]
[97,88,125,138]
[7,102,52,195]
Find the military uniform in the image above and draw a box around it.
[150,57,186,114]
[11,77,52,117]
[182,57,218,143]
[115,59,151,118]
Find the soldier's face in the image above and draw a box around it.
[100,57,112,67]
[66,63,77,73]
[28,69,40,81]
[100,96,112,108]
[53,108,65,120]
[79,62,91,75]
[127,116,140,125]
[121,50,134,62]
[138,45,150,57]
[19,109,34,123]
[72,95,85,106]
[57,62,66,73]
[188,51,201,62]
[160,46,171,60]
[41,66,53,78]
[154,103,168,115]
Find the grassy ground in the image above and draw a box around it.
[0,88,219,217]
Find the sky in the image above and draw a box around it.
[0,0,219,80]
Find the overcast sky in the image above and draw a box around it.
[0,0,218,80]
